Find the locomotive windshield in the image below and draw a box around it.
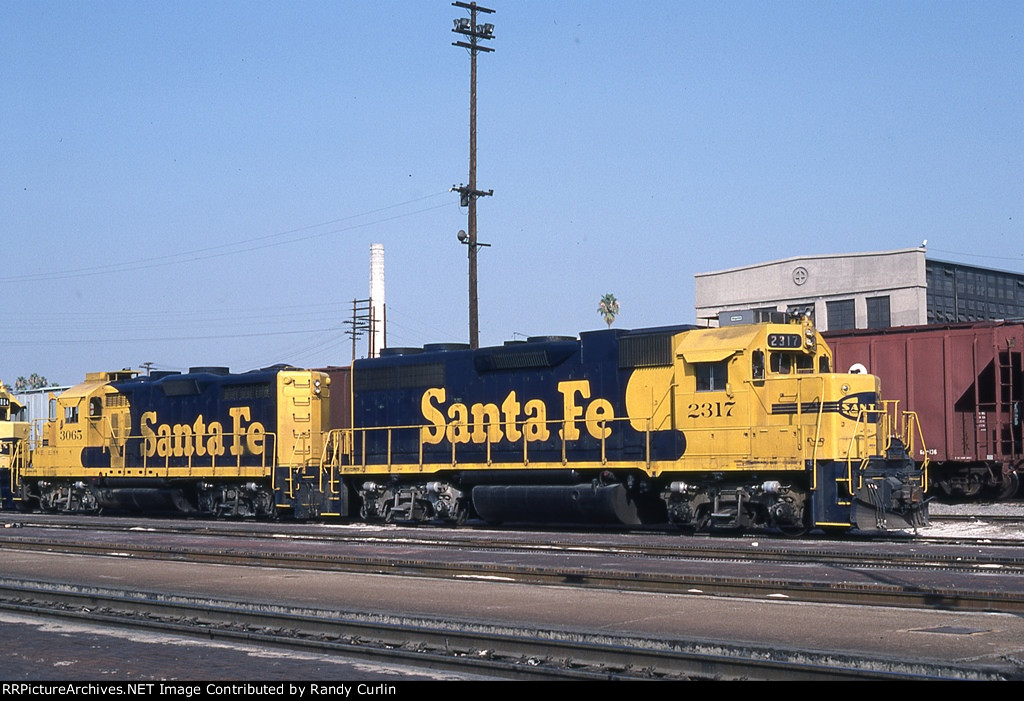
[770,351,814,374]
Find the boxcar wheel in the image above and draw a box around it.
[995,471,1020,501]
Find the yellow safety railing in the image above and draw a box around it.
[323,414,652,473]
[843,400,929,493]
[27,429,280,475]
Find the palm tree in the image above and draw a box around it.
[597,293,620,328]
[13,374,50,391]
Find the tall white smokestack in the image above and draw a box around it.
[369,243,385,358]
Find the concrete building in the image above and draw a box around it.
[695,247,1024,331]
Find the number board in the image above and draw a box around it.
[767,333,802,349]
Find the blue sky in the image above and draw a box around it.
[2,0,1021,385]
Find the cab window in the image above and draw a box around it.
[696,360,729,391]
[751,350,765,381]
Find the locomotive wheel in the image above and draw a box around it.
[777,521,810,538]
[778,501,813,537]
[15,485,34,513]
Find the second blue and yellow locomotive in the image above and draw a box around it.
[15,366,336,518]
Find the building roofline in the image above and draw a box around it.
[695,247,926,278]
[925,257,1024,277]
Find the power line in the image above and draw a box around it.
[928,247,1024,263]
[6,325,337,343]
[1,192,452,284]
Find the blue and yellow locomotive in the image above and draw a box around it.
[15,366,337,518]
[331,314,929,532]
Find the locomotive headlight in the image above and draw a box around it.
[804,328,816,350]
[841,383,850,394]
[314,378,322,395]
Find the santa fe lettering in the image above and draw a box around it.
[419,379,614,445]
[141,407,265,458]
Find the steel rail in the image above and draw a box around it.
[7,513,1024,567]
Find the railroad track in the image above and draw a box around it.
[2,515,1023,680]
[6,511,1024,569]
[3,515,1024,613]
[0,579,1009,681]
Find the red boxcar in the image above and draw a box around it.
[824,322,1023,500]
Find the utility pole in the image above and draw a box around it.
[451,1,494,349]
[344,298,373,363]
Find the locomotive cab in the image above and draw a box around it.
[28,370,136,512]
[652,315,928,532]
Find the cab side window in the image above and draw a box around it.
[751,350,765,381]
[696,360,729,391]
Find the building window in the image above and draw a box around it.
[696,360,729,391]
[826,299,856,330]
[866,296,891,329]
[927,261,1024,322]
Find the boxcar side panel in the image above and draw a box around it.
[826,322,1024,468]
